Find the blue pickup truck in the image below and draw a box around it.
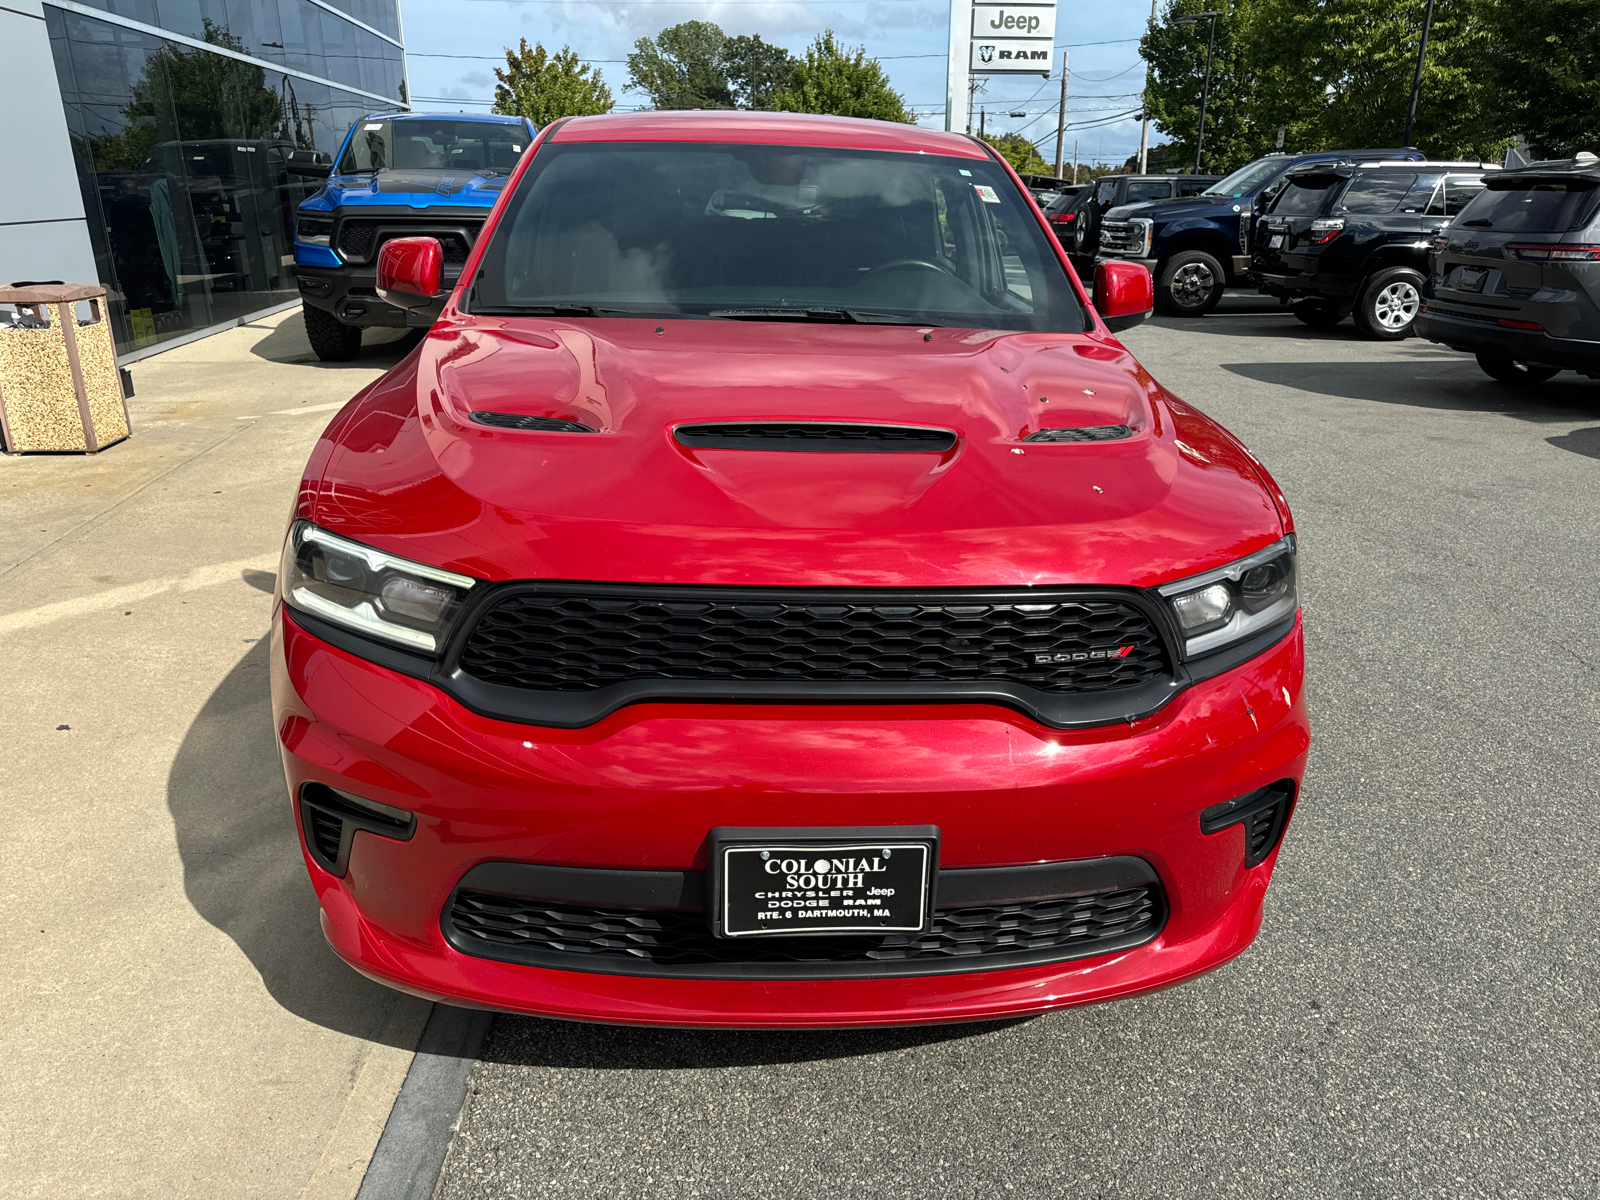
[288,112,537,360]
[1095,148,1426,316]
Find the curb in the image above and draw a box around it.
[354,1004,494,1200]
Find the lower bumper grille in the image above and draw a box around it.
[444,874,1165,980]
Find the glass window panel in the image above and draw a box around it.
[1339,174,1418,214]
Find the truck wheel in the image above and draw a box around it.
[1155,250,1225,316]
[1352,267,1424,340]
[1291,299,1346,328]
[1474,352,1560,385]
[302,302,362,362]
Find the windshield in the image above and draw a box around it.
[337,120,527,175]
[1203,158,1289,198]
[469,142,1090,332]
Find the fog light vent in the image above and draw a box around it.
[1200,779,1296,867]
[298,783,417,878]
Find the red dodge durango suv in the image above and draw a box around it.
[272,111,1309,1028]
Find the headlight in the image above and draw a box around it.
[279,521,476,653]
[1130,218,1153,257]
[1158,536,1298,658]
[296,217,333,248]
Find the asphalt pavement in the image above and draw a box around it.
[431,298,1600,1200]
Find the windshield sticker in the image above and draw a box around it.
[512,145,521,152]
[364,123,383,130]
[959,169,973,176]
[974,184,1001,204]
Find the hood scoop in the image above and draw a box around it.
[471,411,596,433]
[674,422,956,453]
[1024,425,1133,443]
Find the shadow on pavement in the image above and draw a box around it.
[166,639,420,1047]
[247,310,421,367]
[481,1013,1032,1071]
[1547,427,1600,459]
[1221,359,1600,420]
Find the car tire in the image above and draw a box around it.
[1474,352,1561,385]
[1291,299,1346,328]
[1352,267,1424,340]
[303,302,363,362]
[1155,250,1226,316]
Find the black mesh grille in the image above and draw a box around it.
[335,221,375,260]
[447,887,1160,975]
[457,590,1170,694]
[674,423,956,452]
[471,411,595,432]
[1025,425,1133,442]
[307,809,344,863]
[336,222,479,265]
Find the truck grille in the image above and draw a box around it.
[335,219,482,265]
[1098,220,1142,256]
[456,587,1171,695]
[445,885,1163,978]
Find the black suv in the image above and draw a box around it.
[1067,173,1218,266]
[1253,161,1497,338]
[1417,154,1600,382]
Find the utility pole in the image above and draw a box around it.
[1053,52,1069,178]
[1072,139,1079,184]
[967,76,983,136]
[1174,10,1221,174]
[1138,0,1156,173]
[1402,0,1436,149]
[979,106,986,140]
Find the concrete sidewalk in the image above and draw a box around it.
[0,313,435,1199]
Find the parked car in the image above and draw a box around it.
[290,111,538,361]
[1040,187,1086,241]
[274,111,1308,1028]
[1417,153,1600,382]
[1067,173,1218,265]
[1097,149,1427,316]
[1252,160,1497,338]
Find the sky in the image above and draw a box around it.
[397,0,1161,170]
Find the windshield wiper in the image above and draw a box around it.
[709,307,952,326]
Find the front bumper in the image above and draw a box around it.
[1416,309,1600,371]
[294,261,461,329]
[272,606,1310,1027]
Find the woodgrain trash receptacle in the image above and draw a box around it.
[0,283,131,454]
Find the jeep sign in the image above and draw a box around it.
[970,3,1057,40]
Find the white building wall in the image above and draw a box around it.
[0,0,100,286]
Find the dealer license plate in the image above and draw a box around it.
[1268,233,1285,249]
[711,827,938,938]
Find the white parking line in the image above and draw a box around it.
[238,401,349,420]
[0,555,277,636]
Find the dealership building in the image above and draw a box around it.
[2,0,407,359]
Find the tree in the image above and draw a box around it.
[1479,0,1600,158]
[771,31,913,122]
[1140,0,1271,174]
[722,34,799,109]
[492,40,614,125]
[627,21,734,110]
[984,132,1051,174]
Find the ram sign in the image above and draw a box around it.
[969,2,1055,75]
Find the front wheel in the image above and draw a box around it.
[302,302,363,362]
[1352,267,1423,340]
[1155,250,1226,316]
[1474,352,1561,385]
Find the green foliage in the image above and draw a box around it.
[983,132,1051,175]
[492,39,614,124]
[1479,0,1600,157]
[627,21,735,110]
[1140,1,1266,174]
[771,31,913,123]
[723,34,800,109]
[91,20,289,171]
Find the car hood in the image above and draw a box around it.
[1105,195,1227,223]
[304,169,510,212]
[304,318,1283,589]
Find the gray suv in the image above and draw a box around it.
[1417,154,1600,383]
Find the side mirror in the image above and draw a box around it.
[376,237,444,310]
[286,149,331,179]
[1094,259,1154,333]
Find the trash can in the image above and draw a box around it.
[0,282,131,454]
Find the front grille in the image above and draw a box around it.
[335,221,481,265]
[1099,220,1140,255]
[446,886,1161,978]
[457,588,1170,694]
[1025,425,1133,442]
[674,422,956,453]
